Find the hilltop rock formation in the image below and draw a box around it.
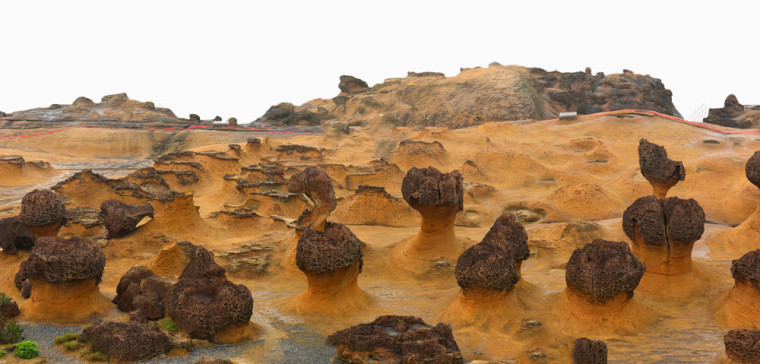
[703,94,760,129]
[327,315,463,364]
[255,64,680,129]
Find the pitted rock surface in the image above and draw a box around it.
[100,199,154,238]
[731,250,760,290]
[573,338,607,364]
[623,196,705,247]
[0,216,36,254]
[480,213,530,263]
[746,151,760,188]
[19,189,66,227]
[638,139,685,185]
[15,237,105,287]
[455,243,519,292]
[295,222,363,274]
[565,239,646,303]
[287,166,337,212]
[725,329,760,364]
[82,318,175,362]
[401,167,463,210]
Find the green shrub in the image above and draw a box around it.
[0,319,24,344]
[0,350,6,358]
[54,332,79,344]
[13,340,40,359]
[62,340,82,351]
[158,317,178,333]
[82,351,107,361]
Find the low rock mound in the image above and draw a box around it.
[81,317,175,362]
[565,239,646,303]
[327,315,463,364]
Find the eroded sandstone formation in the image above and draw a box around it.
[0,216,36,254]
[724,329,760,363]
[638,139,685,199]
[19,189,66,237]
[715,250,760,329]
[287,166,337,231]
[703,94,760,129]
[327,315,463,364]
[100,199,154,238]
[565,239,646,304]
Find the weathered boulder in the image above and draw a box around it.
[288,166,337,231]
[480,213,530,266]
[704,94,760,129]
[402,167,463,211]
[573,338,607,364]
[455,243,519,292]
[746,151,760,188]
[100,199,154,238]
[0,216,36,254]
[731,250,760,290]
[338,75,369,94]
[15,237,105,288]
[565,239,646,303]
[638,139,685,198]
[724,329,760,363]
[296,222,363,274]
[19,189,66,233]
[81,317,175,362]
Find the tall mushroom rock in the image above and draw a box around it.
[638,139,685,199]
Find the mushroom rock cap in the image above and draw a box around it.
[327,315,463,364]
[622,196,666,246]
[82,318,174,362]
[295,222,363,274]
[100,199,154,238]
[455,243,519,292]
[745,151,760,188]
[481,213,530,262]
[19,189,66,227]
[731,250,760,290]
[178,243,227,280]
[565,239,646,303]
[401,167,463,210]
[724,329,760,363]
[287,166,337,212]
[573,338,608,364]
[16,237,105,285]
[661,197,705,243]
[0,216,36,254]
[638,139,685,184]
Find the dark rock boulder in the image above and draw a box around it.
[113,266,156,312]
[455,243,519,292]
[731,250,760,290]
[573,338,607,364]
[296,222,363,274]
[19,189,66,227]
[338,75,369,94]
[402,167,464,210]
[189,114,201,121]
[100,199,154,238]
[565,239,646,303]
[746,151,760,188]
[81,318,174,362]
[287,166,337,213]
[15,237,105,289]
[480,213,530,263]
[704,94,760,129]
[0,216,36,254]
[622,196,705,247]
[328,315,463,364]
[724,329,760,363]
[638,139,685,197]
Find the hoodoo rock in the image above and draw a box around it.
[81,317,175,362]
[480,213,530,271]
[100,199,154,238]
[455,243,519,293]
[638,139,685,199]
[295,222,363,274]
[565,239,646,304]
[715,250,760,329]
[0,216,36,254]
[327,315,464,364]
[724,329,760,363]
[288,166,337,232]
[19,189,66,236]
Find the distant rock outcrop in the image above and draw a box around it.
[255,64,681,129]
[703,94,760,129]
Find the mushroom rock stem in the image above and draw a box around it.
[631,227,694,276]
[303,261,361,300]
[414,205,458,251]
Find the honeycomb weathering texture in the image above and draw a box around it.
[638,139,685,185]
[622,196,705,246]
[731,250,760,290]
[401,166,463,210]
[573,338,608,364]
[480,213,530,263]
[327,315,464,364]
[14,237,105,287]
[455,243,519,292]
[295,222,363,274]
[19,189,66,227]
[724,329,760,363]
[0,216,36,254]
[746,151,760,188]
[565,239,646,303]
[82,318,174,362]
[100,199,155,238]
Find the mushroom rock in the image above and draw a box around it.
[284,222,369,314]
[287,166,337,232]
[715,250,760,329]
[14,236,111,323]
[480,213,530,272]
[724,329,760,363]
[623,196,705,276]
[100,199,154,238]
[455,243,519,294]
[19,189,66,237]
[327,315,464,364]
[81,316,175,362]
[165,243,255,343]
[573,338,607,364]
[391,166,468,268]
[0,216,36,254]
[112,266,174,320]
[638,139,685,199]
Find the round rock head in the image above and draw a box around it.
[455,243,519,293]
[100,200,154,238]
[725,329,760,363]
[623,196,704,247]
[565,239,646,303]
[660,197,705,244]
[481,213,530,263]
[16,236,105,285]
[745,151,760,189]
[19,189,66,227]
[638,139,685,198]
[573,338,607,364]
[296,222,363,274]
[731,250,760,290]
[0,216,36,254]
[401,166,463,211]
[622,196,666,246]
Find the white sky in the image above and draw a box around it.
[1,0,758,122]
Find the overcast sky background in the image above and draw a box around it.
[1,1,757,123]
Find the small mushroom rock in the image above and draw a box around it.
[327,315,464,364]
[565,239,646,304]
[19,189,66,236]
[638,139,685,199]
[455,243,519,294]
[100,199,154,238]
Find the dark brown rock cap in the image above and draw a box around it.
[19,189,66,227]
[81,317,174,362]
[16,236,105,285]
[725,329,760,363]
[327,315,464,364]
[622,196,705,246]
[565,239,646,303]
[100,199,154,238]
[573,338,607,364]
[296,222,363,274]
[0,216,36,254]
[287,166,337,212]
[638,139,685,184]
[338,75,369,94]
[401,166,463,210]
[745,151,760,188]
[481,213,530,263]
[731,250,760,290]
[455,243,519,292]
